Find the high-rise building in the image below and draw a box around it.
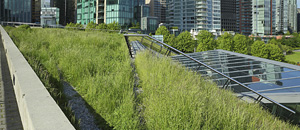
[236,0,252,35]
[252,0,276,36]
[297,9,300,32]
[166,0,221,32]
[105,0,134,27]
[96,0,105,24]
[134,4,150,24]
[146,0,166,23]
[76,0,97,25]
[166,0,196,31]
[206,0,221,32]
[221,0,236,31]
[275,0,288,34]
[287,0,297,32]
[252,0,296,35]
[0,0,33,23]
[32,0,42,23]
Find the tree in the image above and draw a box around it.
[196,30,216,52]
[155,26,170,43]
[166,34,176,47]
[265,44,285,61]
[251,40,285,62]
[217,32,234,51]
[251,40,266,58]
[233,34,252,54]
[174,31,194,53]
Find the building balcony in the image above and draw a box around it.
[196,5,207,9]
[196,13,207,17]
[197,10,206,13]
[196,1,206,5]
[197,22,207,25]
[197,18,208,21]
[197,25,206,29]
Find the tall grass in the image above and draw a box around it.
[5,27,139,129]
[135,51,299,129]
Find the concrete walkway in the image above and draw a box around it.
[0,38,23,130]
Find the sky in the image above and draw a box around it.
[298,0,300,8]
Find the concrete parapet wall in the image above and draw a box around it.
[0,25,75,130]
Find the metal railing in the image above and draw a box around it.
[123,34,296,115]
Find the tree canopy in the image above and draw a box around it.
[217,32,234,51]
[251,40,285,61]
[155,26,170,43]
[174,31,194,53]
[196,30,216,52]
[233,34,252,54]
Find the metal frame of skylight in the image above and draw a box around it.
[256,85,300,93]
[209,70,300,80]
[225,76,300,87]
[123,34,296,114]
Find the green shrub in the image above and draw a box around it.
[18,24,31,30]
[65,22,83,30]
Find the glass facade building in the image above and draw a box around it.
[166,0,196,31]
[221,0,236,31]
[166,0,221,32]
[0,0,32,23]
[287,0,297,32]
[252,0,276,36]
[206,0,221,31]
[236,0,252,36]
[134,5,150,24]
[76,0,96,25]
[275,0,288,34]
[141,16,158,33]
[106,0,134,26]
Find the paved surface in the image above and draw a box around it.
[293,49,300,52]
[0,38,23,130]
[130,41,147,57]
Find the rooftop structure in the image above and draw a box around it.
[41,7,60,26]
[172,49,300,123]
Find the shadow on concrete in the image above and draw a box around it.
[0,35,23,129]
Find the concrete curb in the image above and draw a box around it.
[0,25,75,130]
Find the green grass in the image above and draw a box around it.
[5,26,140,129]
[5,26,299,130]
[286,52,300,64]
[135,51,299,129]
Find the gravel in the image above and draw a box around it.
[63,81,100,130]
